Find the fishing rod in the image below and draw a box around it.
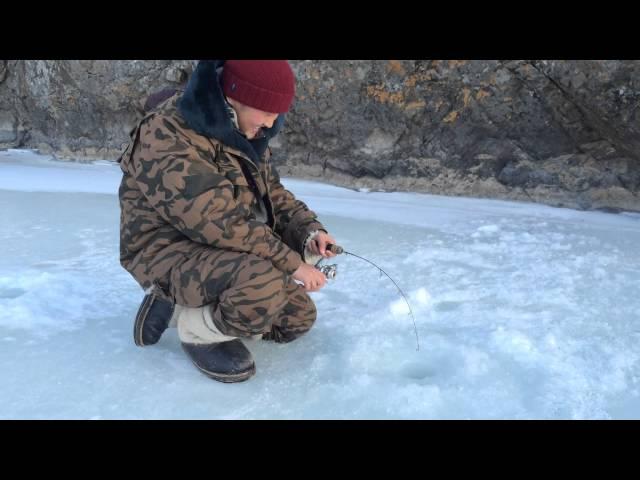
[316,243,420,351]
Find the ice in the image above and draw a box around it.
[1,150,639,419]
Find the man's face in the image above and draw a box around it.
[230,99,279,140]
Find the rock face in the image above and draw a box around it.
[1,60,639,211]
[0,60,195,160]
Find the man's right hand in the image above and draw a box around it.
[292,263,326,292]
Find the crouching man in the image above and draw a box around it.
[118,60,337,382]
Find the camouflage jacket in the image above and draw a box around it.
[118,60,325,294]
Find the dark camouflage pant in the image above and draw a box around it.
[168,246,316,343]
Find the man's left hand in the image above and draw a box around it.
[307,231,338,258]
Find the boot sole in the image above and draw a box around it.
[189,359,256,383]
[181,342,256,383]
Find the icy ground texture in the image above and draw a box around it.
[1,150,639,419]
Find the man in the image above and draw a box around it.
[118,60,337,383]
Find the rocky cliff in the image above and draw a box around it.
[1,60,638,211]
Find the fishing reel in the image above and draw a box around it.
[316,264,338,280]
[313,243,344,280]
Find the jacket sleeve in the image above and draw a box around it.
[267,160,327,256]
[131,114,303,275]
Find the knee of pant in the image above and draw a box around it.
[287,297,318,338]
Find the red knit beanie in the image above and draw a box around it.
[221,60,296,114]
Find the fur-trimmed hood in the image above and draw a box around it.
[177,60,285,163]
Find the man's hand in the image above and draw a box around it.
[306,231,338,259]
[292,263,327,292]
